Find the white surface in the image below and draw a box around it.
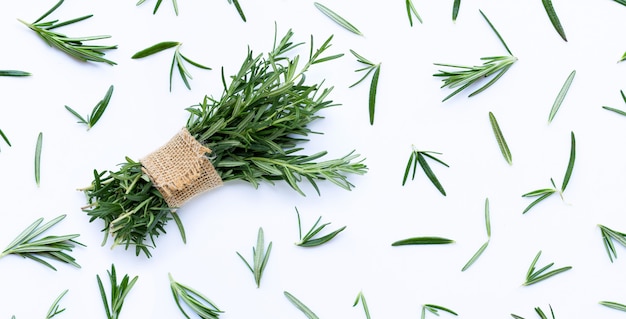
[1,0,626,318]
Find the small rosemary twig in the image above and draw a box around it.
[65,85,114,130]
[169,273,223,318]
[523,251,571,286]
[97,264,138,319]
[236,227,272,288]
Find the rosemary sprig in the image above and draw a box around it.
[19,0,117,65]
[602,89,626,116]
[392,236,454,246]
[136,0,179,15]
[349,50,381,125]
[402,145,448,196]
[35,132,43,186]
[462,198,491,271]
[598,224,626,262]
[314,2,363,36]
[489,112,512,165]
[452,0,461,21]
[353,291,371,319]
[0,128,11,152]
[97,264,138,319]
[434,10,516,102]
[236,227,272,288]
[0,214,82,271]
[284,291,319,319]
[511,305,556,319]
[406,0,423,26]
[65,85,114,130]
[548,70,576,123]
[523,250,572,286]
[600,301,626,312]
[46,289,68,319]
[0,70,31,76]
[542,0,567,41]
[421,304,458,319]
[522,131,575,214]
[132,42,211,91]
[169,273,223,319]
[227,0,246,22]
[295,207,346,247]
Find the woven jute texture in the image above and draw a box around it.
[141,128,223,208]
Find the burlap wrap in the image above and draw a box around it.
[140,128,223,208]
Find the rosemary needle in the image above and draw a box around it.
[548,70,576,123]
[600,301,626,312]
[452,0,461,21]
[0,128,11,151]
[542,0,567,41]
[314,2,363,36]
[136,0,179,15]
[65,85,114,130]
[349,50,381,125]
[461,198,491,271]
[353,291,371,319]
[421,304,458,319]
[284,291,320,319]
[602,90,626,116]
[227,0,246,22]
[0,70,31,76]
[488,112,512,165]
[406,0,423,26]
[35,132,43,186]
[392,236,454,246]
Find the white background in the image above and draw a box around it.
[1,0,626,318]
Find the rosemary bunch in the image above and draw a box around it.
[19,0,117,65]
[81,28,367,257]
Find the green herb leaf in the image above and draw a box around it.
[523,250,572,286]
[488,112,512,165]
[284,291,320,319]
[137,0,179,15]
[598,224,626,262]
[561,131,575,192]
[236,227,272,288]
[406,0,423,26]
[353,291,371,319]
[452,0,461,21]
[603,105,626,116]
[35,132,43,186]
[542,0,567,41]
[131,41,180,59]
[461,241,489,272]
[600,301,626,312]
[314,2,363,36]
[485,198,491,237]
[0,128,11,149]
[46,289,68,319]
[421,304,458,319]
[227,0,246,22]
[97,264,138,319]
[0,215,83,270]
[479,9,513,55]
[0,70,31,76]
[169,273,223,318]
[512,305,556,319]
[548,70,576,123]
[392,236,455,246]
[349,50,381,125]
[295,207,346,247]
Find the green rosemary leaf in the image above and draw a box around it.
[392,236,455,246]
[452,0,461,21]
[603,105,626,116]
[169,273,223,318]
[461,241,489,271]
[548,70,576,123]
[403,147,448,195]
[137,0,179,15]
[406,0,423,26]
[402,151,415,186]
[542,0,567,41]
[353,291,371,319]
[422,304,458,319]
[89,85,114,129]
[488,112,512,165]
[180,53,212,70]
[620,51,626,62]
[598,224,626,262]
[0,70,31,76]
[600,301,626,312]
[479,9,513,55]
[227,0,247,22]
[46,289,68,319]
[295,208,346,247]
[65,105,88,125]
[561,131,575,192]
[523,250,572,286]
[522,188,556,197]
[522,192,554,214]
[314,2,363,36]
[284,291,320,319]
[349,50,381,125]
[35,132,43,186]
[131,41,180,58]
[20,0,117,65]
[615,0,626,5]
[97,264,138,319]
[485,198,491,237]
[236,227,272,288]
[0,129,12,147]
[511,315,525,319]
[416,152,446,196]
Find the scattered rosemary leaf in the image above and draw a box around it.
[542,0,567,41]
[615,0,626,5]
[602,89,626,115]
[349,50,381,125]
[295,207,346,247]
[65,85,114,130]
[488,112,512,165]
[403,146,448,196]
[406,0,423,26]
[46,289,68,319]
[19,0,117,65]
[0,128,11,151]
[598,224,626,262]
[479,9,513,55]
[561,131,576,192]
[0,70,31,76]
[353,291,371,319]
[0,214,83,270]
[227,0,246,22]
[523,250,572,286]
[421,304,458,319]
[169,273,223,318]
[548,70,576,123]
[512,305,556,319]
[132,42,211,91]
[392,236,455,246]
[314,2,363,36]
[236,227,272,288]
[452,0,461,21]
[137,0,179,15]
[284,291,320,319]
[462,198,491,271]
[600,301,626,312]
[35,132,43,186]
[97,264,138,319]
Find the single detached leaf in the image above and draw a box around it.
[65,105,88,124]
[0,70,31,76]
[88,85,114,129]
[600,301,626,312]
[417,153,446,196]
[284,291,320,319]
[368,65,380,125]
[131,41,180,59]
[542,0,567,41]
[488,112,512,165]
[0,129,11,147]
[227,0,247,22]
[314,2,363,36]
[479,9,513,55]
[35,132,43,186]
[548,70,576,123]
[452,0,461,21]
[461,241,489,271]
[485,198,491,237]
[561,131,575,192]
[603,105,626,116]
[392,236,454,246]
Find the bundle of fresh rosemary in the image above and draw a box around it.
[80,28,367,258]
